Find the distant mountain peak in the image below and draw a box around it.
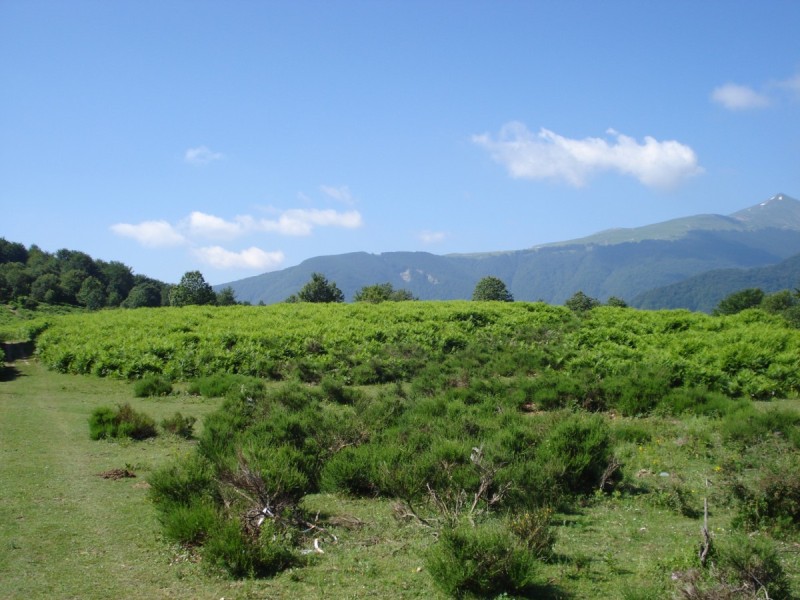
[730,193,800,229]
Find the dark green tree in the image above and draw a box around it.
[472,276,513,302]
[354,282,416,303]
[292,273,344,303]
[77,276,106,310]
[0,238,28,264]
[216,286,237,306]
[99,260,135,306]
[606,296,628,308]
[30,273,63,304]
[0,263,32,298]
[565,291,601,313]
[169,271,216,307]
[122,282,164,308]
[713,288,765,316]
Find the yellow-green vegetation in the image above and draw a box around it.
[3,302,800,598]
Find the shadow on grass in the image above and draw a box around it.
[0,364,23,382]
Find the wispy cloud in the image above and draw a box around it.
[110,220,185,247]
[258,208,363,236]
[711,83,771,110]
[111,205,363,271]
[184,145,223,165]
[194,246,285,270]
[473,123,702,189]
[711,71,800,110]
[418,230,447,244]
[776,72,800,97]
[320,185,355,205]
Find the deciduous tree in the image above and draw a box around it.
[472,276,513,302]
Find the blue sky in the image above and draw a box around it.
[2,1,799,285]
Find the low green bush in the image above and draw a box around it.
[732,452,800,537]
[713,534,792,600]
[159,499,217,546]
[426,521,540,598]
[88,403,157,440]
[722,407,800,449]
[508,507,557,560]
[133,375,173,397]
[536,412,612,495]
[160,412,196,439]
[203,518,298,579]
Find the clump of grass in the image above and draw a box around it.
[89,403,157,440]
[133,375,173,397]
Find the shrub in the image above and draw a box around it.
[722,407,800,449]
[161,412,197,439]
[536,413,612,495]
[88,406,118,440]
[426,521,540,597]
[203,518,298,578]
[508,507,557,560]
[88,403,157,440]
[320,445,376,496]
[133,375,173,397]
[732,452,800,536]
[657,386,743,418]
[159,500,217,546]
[713,534,791,600]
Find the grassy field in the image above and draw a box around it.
[2,359,798,599]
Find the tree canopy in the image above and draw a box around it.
[713,288,765,316]
[169,271,217,307]
[354,282,416,303]
[565,291,601,313]
[288,273,344,303]
[472,276,513,302]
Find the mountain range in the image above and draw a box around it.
[217,193,800,309]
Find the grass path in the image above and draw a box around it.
[0,362,439,599]
[0,360,236,599]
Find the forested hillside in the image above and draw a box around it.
[0,238,170,309]
[218,194,800,305]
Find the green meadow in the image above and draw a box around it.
[1,302,799,598]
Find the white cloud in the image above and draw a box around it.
[194,246,285,270]
[110,220,185,247]
[418,230,447,244]
[711,83,771,110]
[320,185,355,205]
[185,211,248,239]
[184,145,223,165]
[257,208,363,236]
[473,123,702,189]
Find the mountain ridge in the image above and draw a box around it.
[217,193,800,305]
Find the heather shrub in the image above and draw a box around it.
[732,452,800,536]
[508,507,557,560]
[203,518,298,579]
[133,375,173,397]
[160,412,196,439]
[426,521,540,598]
[713,534,792,600]
[536,412,612,494]
[88,403,157,440]
[159,499,217,546]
